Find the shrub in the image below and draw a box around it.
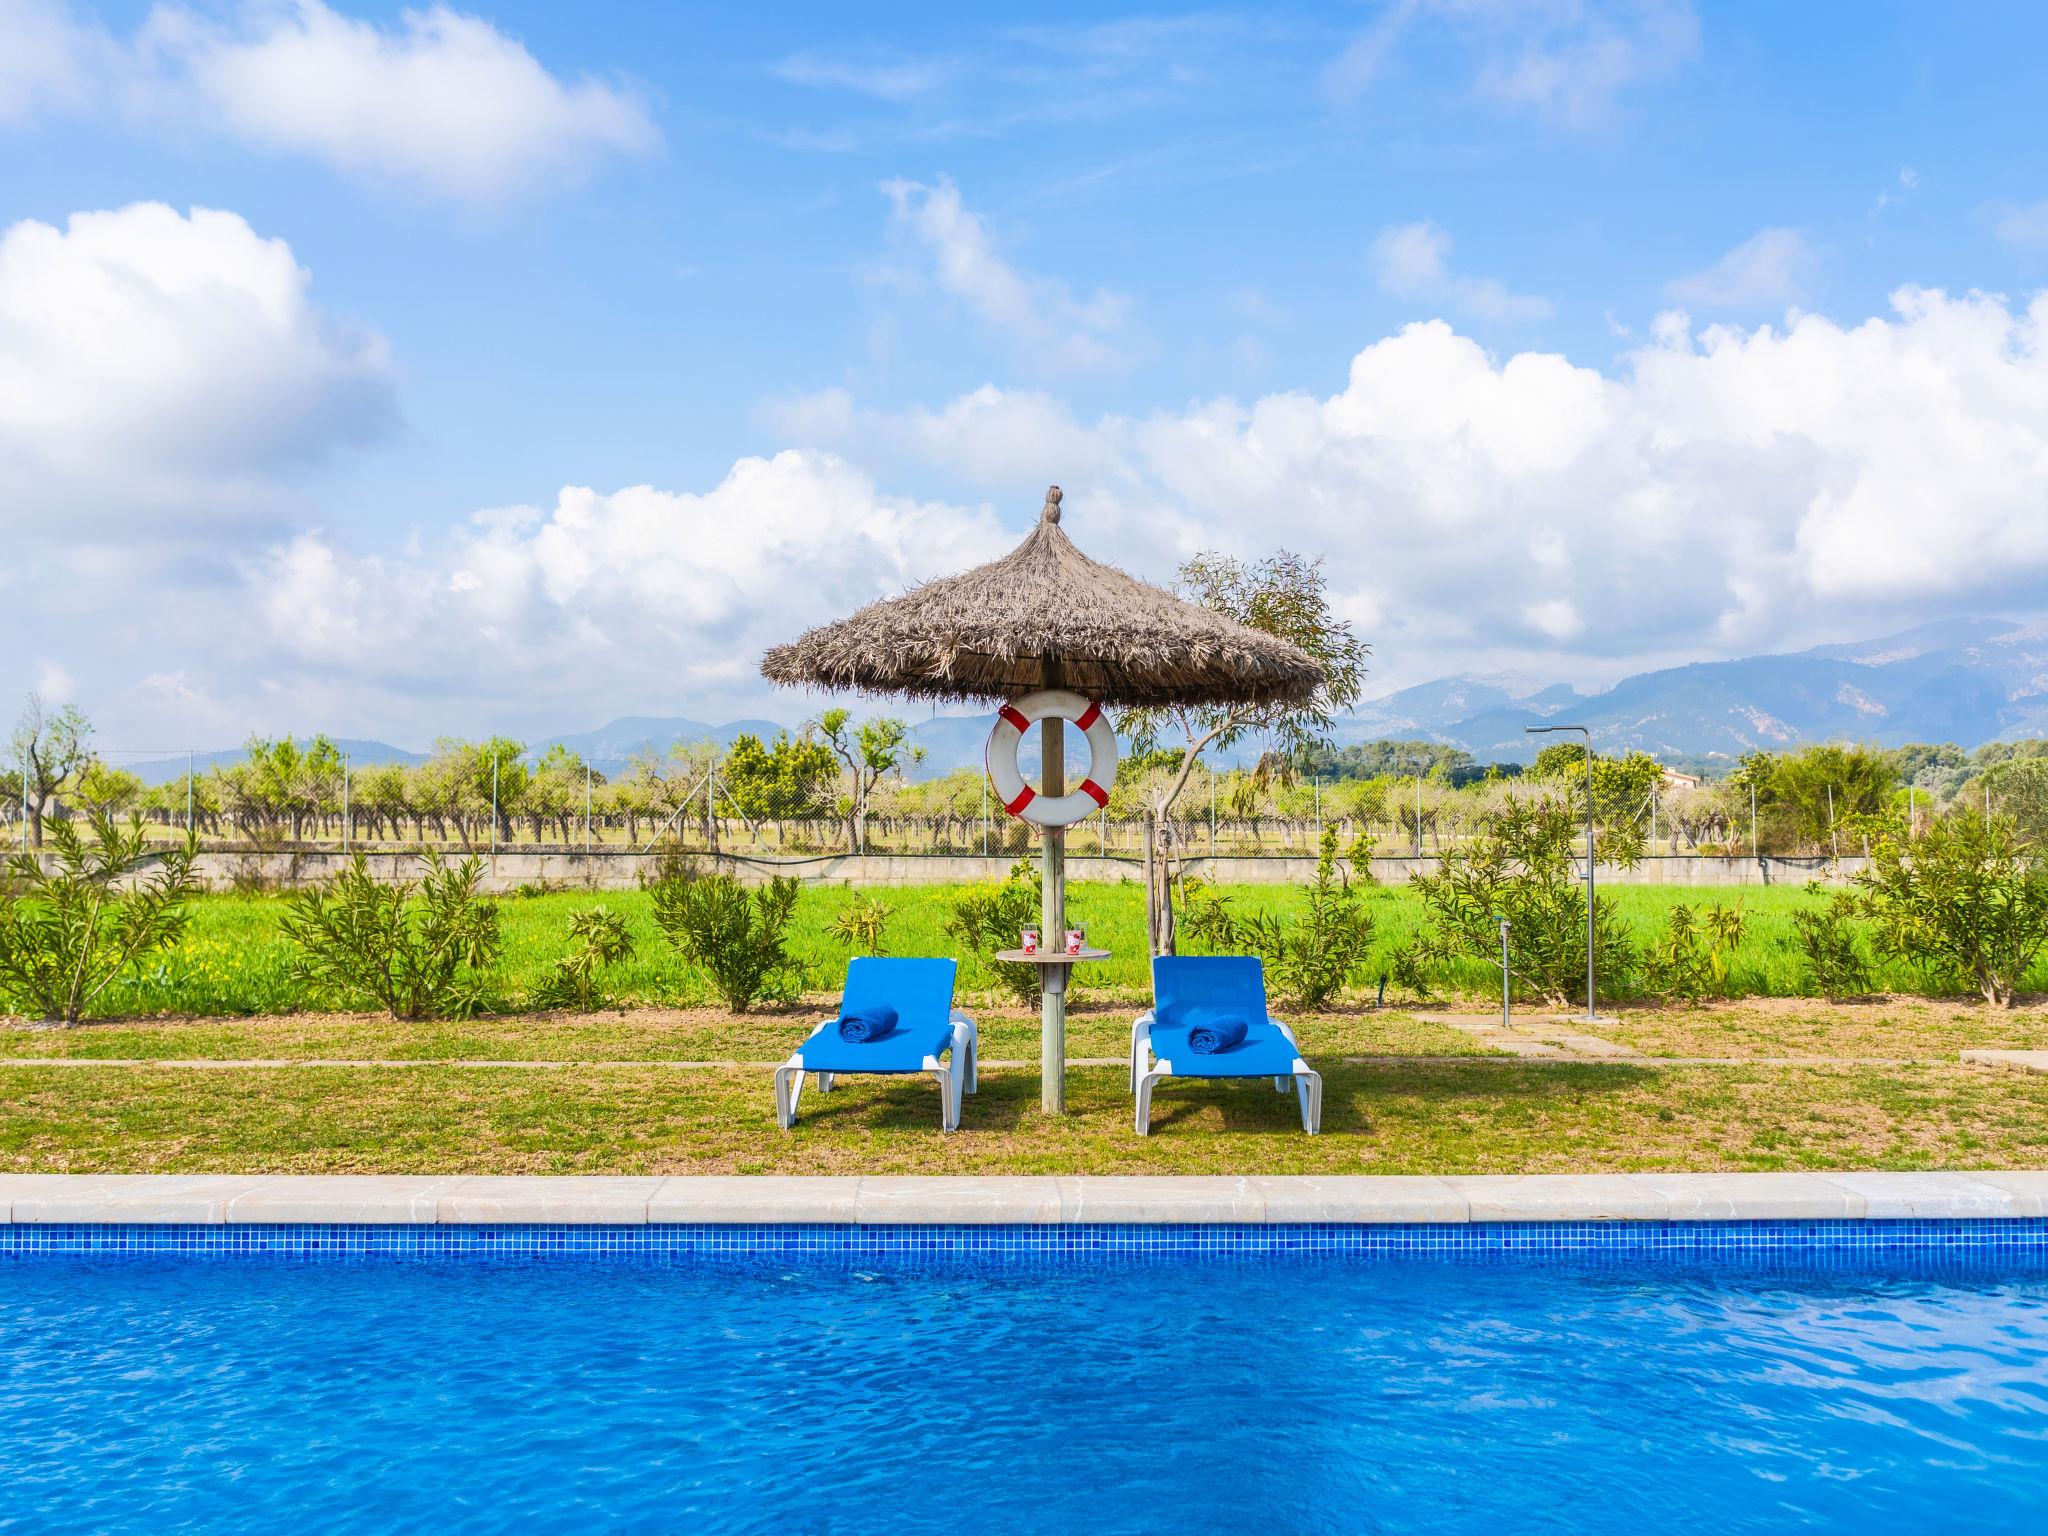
[1402,796,1641,1009]
[1238,827,1376,1008]
[1345,830,1381,885]
[279,853,501,1019]
[945,859,1040,1004]
[531,907,635,1011]
[651,871,801,1012]
[1644,902,1745,1005]
[1790,886,1873,1001]
[1856,813,2048,1006]
[0,812,201,1025]
[1175,875,1241,955]
[828,892,893,955]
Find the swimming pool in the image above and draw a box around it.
[5,1242,2045,1533]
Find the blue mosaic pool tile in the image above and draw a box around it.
[3,1218,2047,1271]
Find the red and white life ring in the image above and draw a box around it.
[985,689,1119,828]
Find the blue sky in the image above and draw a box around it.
[4,0,2048,749]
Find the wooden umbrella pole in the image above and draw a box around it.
[1040,704,1066,1114]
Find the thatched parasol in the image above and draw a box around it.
[763,487,1323,709]
[762,486,1324,1114]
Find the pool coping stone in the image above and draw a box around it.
[2,1172,2046,1226]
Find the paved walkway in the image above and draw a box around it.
[1435,1013,1648,1059]
[1962,1050,2048,1075]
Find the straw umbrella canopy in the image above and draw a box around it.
[761,485,1325,1114]
[762,487,1324,710]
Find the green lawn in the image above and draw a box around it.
[7,995,2045,1175]
[3,1057,2043,1176]
[0,1005,1500,1063]
[63,880,2048,1021]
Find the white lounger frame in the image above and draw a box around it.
[775,1011,978,1132]
[1129,1010,1322,1136]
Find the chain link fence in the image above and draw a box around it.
[8,744,2043,862]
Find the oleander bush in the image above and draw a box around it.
[1790,886,1873,1001]
[827,892,893,956]
[1857,814,2048,1007]
[651,870,801,1012]
[1644,902,1746,1005]
[945,859,1041,1004]
[0,812,201,1025]
[279,853,501,1020]
[531,906,636,1011]
[1183,829,1376,1008]
[1401,796,1643,1010]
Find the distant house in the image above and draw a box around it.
[1658,766,1704,792]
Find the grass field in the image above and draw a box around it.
[0,1004,1499,1063]
[4,997,2046,1175]
[55,880,2048,1022]
[2,1052,2043,1177]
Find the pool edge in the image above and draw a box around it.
[1,1171,2045,1226]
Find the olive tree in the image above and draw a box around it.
[9,695,93,848]
[814,710,921,853]
[1117,550,1367,952]
[1979,759,2048,849]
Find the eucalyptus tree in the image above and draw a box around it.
[1744,743,1895,855]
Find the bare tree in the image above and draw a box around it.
[1117,551,1367,952]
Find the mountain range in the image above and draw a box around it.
[1352,617,2048,766]
[118,617,2048,784]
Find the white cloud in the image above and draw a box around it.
[32,659,76,703]
[1522,598,1583,641]
[1472,0,1700,128]
[225,451,1011,734]
[0,0,107,121]
[138,1,658,203]
[0,202,396,538]
[1370,220,1553,323]
[0,1,656,204]
[1874,164,1920,213]
[1328,0,1700,127]
[27,259,2048,738]
[771,51,951,102]
[780,288,2048,684]
[1667,227,1816,308]
[881,176,1141,371]
[1994,200,2048,250]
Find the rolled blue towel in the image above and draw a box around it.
[1183,1008,1248,1055]
[835,1005,899,1044]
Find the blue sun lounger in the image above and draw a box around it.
[1130,955,1322,1135]
[774,958,978,1132]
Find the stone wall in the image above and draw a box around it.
[118,848,1866,892]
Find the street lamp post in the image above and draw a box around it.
[1526,724,1598,1022]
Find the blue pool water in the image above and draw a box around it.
[4,1249,2046,1534]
